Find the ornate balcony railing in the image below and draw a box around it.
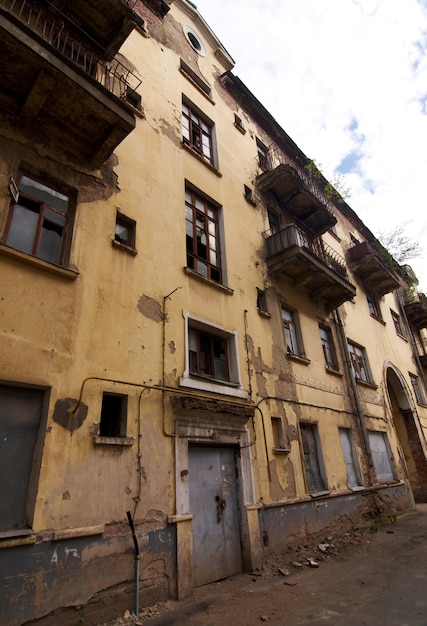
[1,0,141,101]
[265,223,349,280]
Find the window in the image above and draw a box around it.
[368,431,395,483]
[339,428,362,489]
[189,327,229,381]
[347,341,373,383]
[182,101,214,164]
[3,174,74,266]
[180,59,212,98]
[282,306,304,357]
[99,393,128,438]
[350,233,360,247]
[271,416,289,452]
[185,186,222,283]
[114,211,136,250]
[367,291,382,319]
[234,113,245,133]
[256,139,269,170]
[319,325,338,370]
[410,373,426,404]
[181,312,246,398]
[183,25,206,56]
[267,208,280,235]
[391,309,406,337]
[257,288,269,315]
[300,423,328,494]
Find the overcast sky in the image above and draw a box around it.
[198,0,427,290]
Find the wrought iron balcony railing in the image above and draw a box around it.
[265,223,350,280]
[1,0,141,102]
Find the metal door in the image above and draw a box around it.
[189,446,242,586]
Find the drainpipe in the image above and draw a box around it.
[334,309,374,481]
[126,511,140,617]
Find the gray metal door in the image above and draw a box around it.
[189,446,242,586]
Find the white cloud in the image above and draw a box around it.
[199,0,427,288]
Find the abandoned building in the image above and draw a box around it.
[1,0,427,624]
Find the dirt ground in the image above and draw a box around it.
[97,504,427,626]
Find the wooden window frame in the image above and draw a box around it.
[282,305,304,357]
[319,325,339,371]
[189,326,230,382]
[256,138,269,170]
[347,340,373,384]
[114,211,136,252]
[3,173,75,267]
[391,309,406,337]
[410,373,426,405]
[185,186,222,284]
[182,101,214,165]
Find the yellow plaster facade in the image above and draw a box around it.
[1,1,427,623]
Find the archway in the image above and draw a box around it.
[386,364,427,502]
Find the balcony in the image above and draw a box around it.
[0,0,140,166]
[265,224,356,310]
[347,241,400,296]
[257,163,337,236]
[404,293,427,330]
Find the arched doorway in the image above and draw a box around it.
[386,364,427,502]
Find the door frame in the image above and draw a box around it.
[172,396,262,597]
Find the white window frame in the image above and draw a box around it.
[180,311,247,399]
[368,430,396,483]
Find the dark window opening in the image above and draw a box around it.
[391,309,406,337]
[257,288,269,314]
[100,393,127,438]
[367,291,382,319]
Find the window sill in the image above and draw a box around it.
[257,309,271,319]
[0,243,79,280]
[273,447,291,455]
[182,142,222,176]
[309,490,330,498]
[370,313,386,325]
[179,376,248,399]
[184,267,234,294]
[287,353,311,366]
[325,367,343,377]
[396,333,408,342]
[112,239,138,256]
[93,436,134,446]
[355,378,378,390]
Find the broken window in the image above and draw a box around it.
[182,101,214,164]
[99,393,128,438]
[391,309,406,337]
[319,325,338,370]
[282,306,304,357]
[185,186,222,283]
[257,288,269,315]
[410,373,426,405]
[368,430,395,483]
[114,211,136,250]
[189,327,229,382]
[347,341,373,384]
[300,422,327,494]
[256,138,269,170]
[366,290,382,319]
[3,174,75,266]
